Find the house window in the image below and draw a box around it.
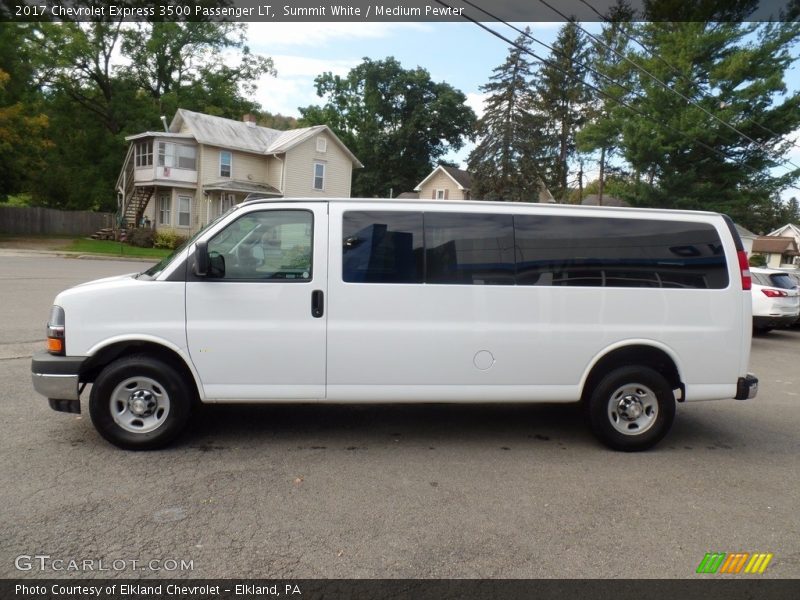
[177,145,196,169]
[220,151,232,178]
[313,162,325,190]
[135,141,153,167]
[158,142,175,168]
[157,194,171,226]
[158,143,196,170]
[316,137,327,153]
[177,196,191,227]
[435,189,447,200]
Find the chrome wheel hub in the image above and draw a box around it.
[110,376,171,434]
[129,390,156,417]
[617,395,644,421]
[607,384,658,436]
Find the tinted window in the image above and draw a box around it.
[425,212,515,285]
[767,273,797,289]
[343,211,423,283]
[515,215,728,289]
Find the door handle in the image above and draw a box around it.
[311,290,324,318]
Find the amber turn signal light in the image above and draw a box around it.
[47,337,64,354]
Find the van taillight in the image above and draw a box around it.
[737,251,751,291]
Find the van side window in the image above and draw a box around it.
[515,215,728,289]
[425,212,515,285]
[343,211,423,283]
[342,211,728,289]
[208,210,313,281]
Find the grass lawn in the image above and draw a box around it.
[65,239,172,259]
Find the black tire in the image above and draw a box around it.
[587,366,675,452]
[89,355,193,450]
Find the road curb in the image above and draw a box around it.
[0,248,158,262]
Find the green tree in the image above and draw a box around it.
[604,21,800,229]
[120,22,275,118]
[533,21,591,200]
[467,28,548,202]
[0,69,52,200]
[33,21,131,135]
[576,1,635,205]
[299,57,476,197]
[13,20,277,210]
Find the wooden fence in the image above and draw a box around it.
[0,206,113,236]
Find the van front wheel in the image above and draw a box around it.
[89,355,192,450]
[588,366,675,452]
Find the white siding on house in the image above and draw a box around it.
[199,145,270,186]
[283,133,352,198]
[127,123,357,235]
[145,187,197,236]
[267,155,284,192]
[418,171,468,201]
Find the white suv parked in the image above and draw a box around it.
[750,267,800,332]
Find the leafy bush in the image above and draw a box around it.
[154,230,189,250]
[749,254,767,268]
[127,228,155,248]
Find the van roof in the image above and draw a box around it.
[239,196,724,219]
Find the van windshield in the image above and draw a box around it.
[139,206,239,279]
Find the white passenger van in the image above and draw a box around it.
[31,198,758,451]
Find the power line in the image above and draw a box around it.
[461,0,659,123]
[577,0,800,150]
[435,0,763,176]
[536,0,800,174]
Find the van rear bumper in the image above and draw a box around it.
[735,374,758,400]
[31,351,86,412]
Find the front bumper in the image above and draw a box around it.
[735,374,758,400]
[31,351,86,412]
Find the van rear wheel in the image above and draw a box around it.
[588,366,675,452]
[89,355,192,450]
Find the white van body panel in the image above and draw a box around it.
[56,278,187,360]
[185,202,329,401]
[325,201,747,403]
[50,198,751,407]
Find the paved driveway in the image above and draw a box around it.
[0,255,798,579]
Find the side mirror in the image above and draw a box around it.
[194,241,209,277]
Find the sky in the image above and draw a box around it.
[244,21,800,196]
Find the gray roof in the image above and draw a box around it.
[169,109,362,167]
[203,180,282,196]
[441,166,472,189]
[734,224,757,239]
[125,132,195,142]
[171,109,281,153]
[395,192,420,199]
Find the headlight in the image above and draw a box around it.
[46,305,65,355]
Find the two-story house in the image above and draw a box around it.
[116,109,362,234]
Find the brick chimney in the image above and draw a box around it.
[243,114,257,128]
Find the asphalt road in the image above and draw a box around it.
[0,253,798,579]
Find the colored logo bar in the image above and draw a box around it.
[696,552,773,574]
